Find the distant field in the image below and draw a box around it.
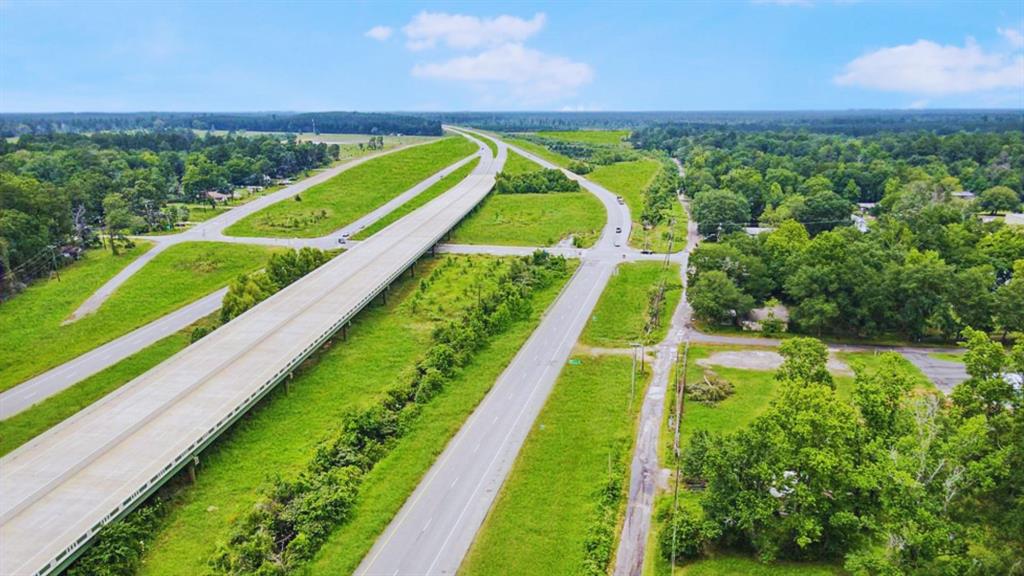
[0,242,278,392]
[581,262,683,347]
[461,355,642,576]
[537,129,631,145]
[451,191,605,248]
[224,137,476,238]
[194,129,435,147]
[352,158,479,240]
[501,149,543,175]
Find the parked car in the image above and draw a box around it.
[615,226,622,233]
[616,196,624,204]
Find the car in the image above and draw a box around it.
[615,226,622,233]
[616,196,624,204]
[614,240,621,247]
[641,249,653,255]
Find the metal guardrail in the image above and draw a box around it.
[30,133,497,576]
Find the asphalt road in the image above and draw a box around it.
[356,133,633,574]
[0,130,499,576]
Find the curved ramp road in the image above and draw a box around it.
[0,131,498,576]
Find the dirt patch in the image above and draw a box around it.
[697,349,853,376]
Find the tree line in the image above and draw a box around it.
[0,131,340,295]
[662,334,1024,575]
[0,112,443,137]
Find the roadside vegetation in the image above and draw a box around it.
[502,149,543,175]
[462,355,645,576]
[83,254,573,576]
[352,158,480,240]
[655,334,1023,575]
[224,136,477,238]
[0,241,278,392]
[582,262,682,347]
[537,130,631,146]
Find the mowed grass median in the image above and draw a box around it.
[461,355,643,575]
[451,191,605,248]
[224,136,477,238]
[0,242,276,392]
[581,262,683,347]
[137,255,574,575]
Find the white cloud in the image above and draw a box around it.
[835,37,1024,95]
[403,12,546,51]
[751,0,814,6]
[999,25,1024,48]
[908,99,929,109]
[365,26,393,41]
[412,43,593,104]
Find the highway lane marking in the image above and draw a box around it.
[450,476,459,489]
[424,265,610,575]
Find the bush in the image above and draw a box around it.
[687,370,734,403]
[659,508,717,562]
[494,168,580,194]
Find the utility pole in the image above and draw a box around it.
[48,245,60,281]
[629,342,640,412]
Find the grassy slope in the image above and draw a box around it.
[504,137,574,168]
[537,130,631,145]
[644,200,689,253]
[223,136,476,238]
[461,355,642,575]
[588,159,662,246]
[450,192,606,248]
[0,242,276,392]
[581,262,683,347]
[138,255,569,575]
[0,322,210,455]
[502,149,543,176]
[304,261,576,574]
[352,158,480,240]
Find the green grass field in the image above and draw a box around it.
[223,136,477,238]
[137,255,572,575]
[929,351,965,363]
[502,149,543,175]
[675,556,844,576]
[641,200,689,253]
[450,191,606,248]
[303,260,576,574]
[0,242,277,392]
[537,130,631,146]
[352,158,480,240]
[582,262,683,347]
[504,137,574,168]
[0,317,214,455]
[461,355,642,576]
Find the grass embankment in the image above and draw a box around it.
[504,137,574,168]
[502,149,542,175]
[452,149,604,248]
[581,262,683,347]
[461,355,644,575]
[0,317,216,455]
[0,242,277,392]
[537,130,631,145]
[137,255,574,575]
[224,136,477,238]
[352,158,480,240]
[588,158,663,246]
[451,192,605,248]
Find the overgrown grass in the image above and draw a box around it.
[136,255,565,575]
[461,355,643,576]
[303,260,577,574]
[502,149,543,176]
[0,316,216,455]
[929,351,965,363]
[0,242,277,392]
[675,555,844,575]
[170,203,222,222]
[642,200,689,253]
[537,130,631,146]
[450,191,606,248]
[223,137,477,238]
[351,158,480,240]
[839,351,937,394]
[581,262,683,347]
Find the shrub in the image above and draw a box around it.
[687,370,734,404]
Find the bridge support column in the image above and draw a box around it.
[285,371,293,395]
[342,323,349,341]
[410,261,416,277]
[431,244,436,257]
[187,457,199,483]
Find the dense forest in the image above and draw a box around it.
[0,131,340,294]
[0,112,443,137]
[628,126,1023,341]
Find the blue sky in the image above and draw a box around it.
[1,0,1022,112]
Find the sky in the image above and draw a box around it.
[1,0,1022,112]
